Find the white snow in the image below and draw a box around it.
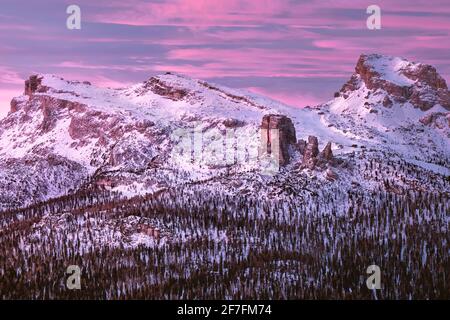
[364,54,415,86]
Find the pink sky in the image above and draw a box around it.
[1,0,449,117]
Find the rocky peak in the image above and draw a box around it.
[299,137,335,170]
[340,54,450,111]
[260,114,296,166]
[300,136,319,169]
[320,142,333,161]
[140,76,189,101]
[24,75,45,96]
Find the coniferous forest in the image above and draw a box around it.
[0,184,448,299]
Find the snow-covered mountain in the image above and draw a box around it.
[1,54,449,300]
[0,53,449,209]
[320,53,449,170]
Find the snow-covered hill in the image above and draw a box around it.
[0,54,449,209]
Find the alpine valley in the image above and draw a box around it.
[0,54,448,299]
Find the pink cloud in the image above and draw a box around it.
[0,23,34,31]
[1,0,449,117]
[162,47,356,78]
[89,0,294,27]
[383,14,450,30]
[87,0,450,30]
[0,66,23,85]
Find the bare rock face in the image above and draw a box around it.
[320,142,333,161]
[300,137,335,170]
[301,136,319,169]
[340,54,450,111]
[142,77,189,101]
[24,75,50,96]
[409,87,450,110]
[401,64,447,90]
[25,75,41,96]
[382,96,393,108]
[260,114,296,166]
[296,139,307,155]
[222,118,246,128]
[340,74,360,93]
[5,77,164,172]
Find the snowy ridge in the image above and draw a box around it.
[362,54,415,86]
[37,73,285,125]
[0,54,449,209]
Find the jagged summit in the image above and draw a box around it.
[357,53,447,88]
[324,54,450,140]
[338,53,449,111]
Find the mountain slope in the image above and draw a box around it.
[0,54,449,210]
[0,72,345,208]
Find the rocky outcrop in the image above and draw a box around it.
[382,96,393,108]
[142,77,189,101]
[320,142,333,161]
[24,75,50,96]
[409,87,450,110]
[301,136,319,169]
[260,114,296,166]
[300,137,334,170]
[419,112,450,129]
[296,139,307,155]
[340,74,360,93]
[340,54,450,111]
[401,64,447,90]
[25,75,41,96]
[222,118,246,128]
